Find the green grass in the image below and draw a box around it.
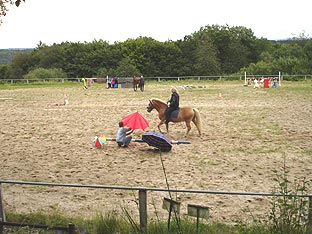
[0,80,81,90]
[5,210,271,234]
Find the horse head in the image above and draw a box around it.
[146,99,154,112]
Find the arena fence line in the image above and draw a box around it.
[0,74,311,85]
[1,180,312,233]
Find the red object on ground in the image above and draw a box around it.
[264,78,269,88]
[94,138,102,147]
[122,111,149,130]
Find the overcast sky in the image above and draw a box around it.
[1,0,311,49]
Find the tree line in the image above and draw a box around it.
[0,24,311,80]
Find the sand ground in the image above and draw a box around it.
[0,81,311,224]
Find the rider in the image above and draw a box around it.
[165,86,179,125]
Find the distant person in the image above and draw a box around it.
[107,78,112,88]
[111,77,116,88]
[114,77,118,88]
[82,78,87,89]
[116,121,133,147]
[272,77,278,88]
[165,86,179,125]
[253,78,259,89]
[139,76,144,91]
[87,78,93,87]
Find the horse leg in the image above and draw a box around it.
[192,108,202,136]
[158,122,164,133]
[185,121,191,137]
[192,119,201,136]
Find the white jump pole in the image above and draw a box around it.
[244,71,247,86]
[278,71,281,87]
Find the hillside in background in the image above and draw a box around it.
[0,48,33,64]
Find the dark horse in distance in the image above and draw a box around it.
[133,76,144,92]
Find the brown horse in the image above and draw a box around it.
[133,76,144,92]
[147,98,201,137]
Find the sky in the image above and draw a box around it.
[1,0,311,49]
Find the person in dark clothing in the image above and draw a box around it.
[165,86,179,125]
[139,76,144,91]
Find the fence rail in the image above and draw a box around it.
[0,74,311,85]
[1,180,312,232]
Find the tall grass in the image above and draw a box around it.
[4,211,269,234]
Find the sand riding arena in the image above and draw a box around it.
[0,81,311,223]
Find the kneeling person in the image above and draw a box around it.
[116,121,133,147]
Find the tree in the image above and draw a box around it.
[194,33,221,75]
[193,24,260,74]
[303,40,312,73]
[0,0,24,24]
[33,43,65,69]
[0,64,9,79]
[8,51,36,79]
[175,36,197,76]
[61,42,94,78]
[114,57,140,77]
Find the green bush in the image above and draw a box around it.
[23,68,67,80]
[267,160,310,234]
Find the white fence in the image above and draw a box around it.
[0,74,311,85]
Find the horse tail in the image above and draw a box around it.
[193,108,202,136]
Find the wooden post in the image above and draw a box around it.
[167,202,173,232]
[138,189,147,233]
[68,223,75,234]
[0,184,5,222]
[308,196,312,231]
[0,183,5,234]
[162,198,181,233]
[187,204,209,234]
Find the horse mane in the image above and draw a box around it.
[150,98,167,105]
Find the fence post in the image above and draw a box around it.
[308,196,312,231]
[0,183,5,222]
[68,223,75,234]
[0,183,5,234]
[138,189,147,233]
